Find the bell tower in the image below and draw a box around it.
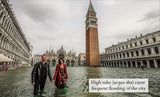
[85,0,100,66]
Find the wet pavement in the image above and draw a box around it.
[0,67,160,97]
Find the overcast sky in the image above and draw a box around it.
[10,0,160,56]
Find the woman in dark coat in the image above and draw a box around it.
[53,58,68,89]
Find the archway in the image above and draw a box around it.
[71,60,75,66]
[52,59,56,66]
[58,54,64,59]
[46,59,50,65]
[157,59,160,68]
[124,61,126,68]
[149,60,154,68]
[120,62,123,67]
[143,60,147,68]
[128,61,131,68]
[66,60,70,66]
[109,62,111,67]
[137,62,141,68]
[117,62,119,67]
[132,61,136,67]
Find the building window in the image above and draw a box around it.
[91,21,96,23]
[130,44,132,48]
[0,12,3,20]
[141,49,144,55]
[135,42,137,47]
[154,47,159,54]
[146,39,149,44]
[123,53,125,58]
[126,45,128,48]
[136,51,139,56]
[147,48,151,55]
[122,46,124,49]
[131,51,134,57]
[0,33,2,38]
[127,52,129,57]
[140,41,143,45]
[153,37,156,42]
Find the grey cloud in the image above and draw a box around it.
[9,0,160,56]
[11,0,56,22]
[139,9,160,22]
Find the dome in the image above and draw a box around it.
[57,46,66,55]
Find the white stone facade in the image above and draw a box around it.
[100,30,160,68]
[0,0,32,66]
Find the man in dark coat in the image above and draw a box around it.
[31,54,54,96]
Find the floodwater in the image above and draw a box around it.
[0,67,160,97]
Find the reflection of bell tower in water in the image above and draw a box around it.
[85,0,100,66]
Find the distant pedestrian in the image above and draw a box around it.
[141,65,144,70]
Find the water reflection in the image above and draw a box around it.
[54,87,68,97]
[86,67,102,97]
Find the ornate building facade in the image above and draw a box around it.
[85,1,100,66]
[100,30,160,68]
[45,46,79,66]
[0,0,32,67]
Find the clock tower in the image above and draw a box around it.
[85,0,100,66]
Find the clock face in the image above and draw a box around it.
[90,13,92,16]
[89,13,95,17]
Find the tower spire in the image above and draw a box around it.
[88,0,95,13]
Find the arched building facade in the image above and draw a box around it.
[100,30,160,68]
[0,0,32,69]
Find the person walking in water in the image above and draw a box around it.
[141,64,145,70]
[53,58,69,89]
[31,54,54,96]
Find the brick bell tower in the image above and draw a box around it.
[85,0,100,66]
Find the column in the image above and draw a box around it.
[139,49,142,56]
[122,61,124,67]
[118,61,121,67]
[129,52,132,57]
[134,51,136,57]
[147,60,150,68]
[151,47,155,55]
[126,61,129,67]
[141,61,144,67]
[145,49,148,56]
[135,61,138,68]
[116,62,118,67]
[154,59,158,68]
[111,62,113,67]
